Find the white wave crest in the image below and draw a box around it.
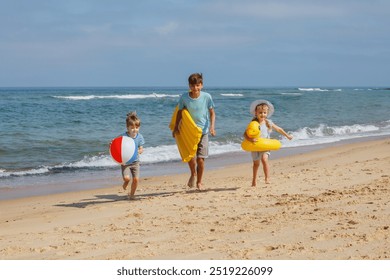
[298,88,342,92]
[298,88,329,92]
[63,154,115,168]
[53,93,180,100]
[0,167,50,178]
[297,124,379,139]
[141,144,181,163]
[280,92,302,96]
[220,93,244,97]
[281,122,389,148]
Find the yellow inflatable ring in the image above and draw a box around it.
[246,121,261,138]
[241,121,281,152]
[241,138,281,152]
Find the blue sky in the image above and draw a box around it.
[1,0,389,87]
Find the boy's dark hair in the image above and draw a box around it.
[188,73,203,85]
[126,111,141,127]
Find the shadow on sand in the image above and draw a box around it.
[54,186,239,208]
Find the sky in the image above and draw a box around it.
[0,0,389,87]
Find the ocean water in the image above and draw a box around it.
[1,87,389,192]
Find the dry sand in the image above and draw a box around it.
[0,139,389,260]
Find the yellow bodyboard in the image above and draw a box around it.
[169,106,202,162]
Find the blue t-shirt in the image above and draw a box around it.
[121,132,145,162]
[178,91,215,134]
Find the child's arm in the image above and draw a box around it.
[172,109,183,137]
[270,123,293,140]
[209,108,216,136]
[243,131,258,142]
[138,146,143,154]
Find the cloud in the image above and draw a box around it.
[205,0,345,19]
[155,22,179,36]
[0,0,389,86]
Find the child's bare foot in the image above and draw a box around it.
[128,194,137,200]
[251,180,257,187]
[122,181,129,190]
[196,182,204,191]
[265,180,271,184]
[187,176,196,188]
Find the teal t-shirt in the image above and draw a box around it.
[178,91,215,134]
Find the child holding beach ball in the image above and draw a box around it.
[111,112,145,200]
[244,100,293,186]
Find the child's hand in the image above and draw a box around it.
[244,132,258,142]
[286,134,293,140]
[172,128,179,138]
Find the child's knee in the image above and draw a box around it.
[123,176,131,183]
[253,160,260,167]
[197,157,205,165]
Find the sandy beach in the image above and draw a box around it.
[0,138,389,260]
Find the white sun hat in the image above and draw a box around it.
[250,100,274,118]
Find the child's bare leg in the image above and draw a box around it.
[252,160,260,187]
[261,154,270,184]
[128,177,139,199]
[196,157,205,190]
[187,158,197,187]
[122,176,130,190]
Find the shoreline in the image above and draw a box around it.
[1,135,388,201]
[0,137,389,259]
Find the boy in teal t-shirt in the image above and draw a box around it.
[172,73,216,190]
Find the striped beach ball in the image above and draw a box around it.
[109,136,138,165]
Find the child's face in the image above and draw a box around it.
[255,105,269,120]
[189,82,203,95]
[127,124,140,138]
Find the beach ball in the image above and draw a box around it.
[246,121,261,138]
[109,136,138,165]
